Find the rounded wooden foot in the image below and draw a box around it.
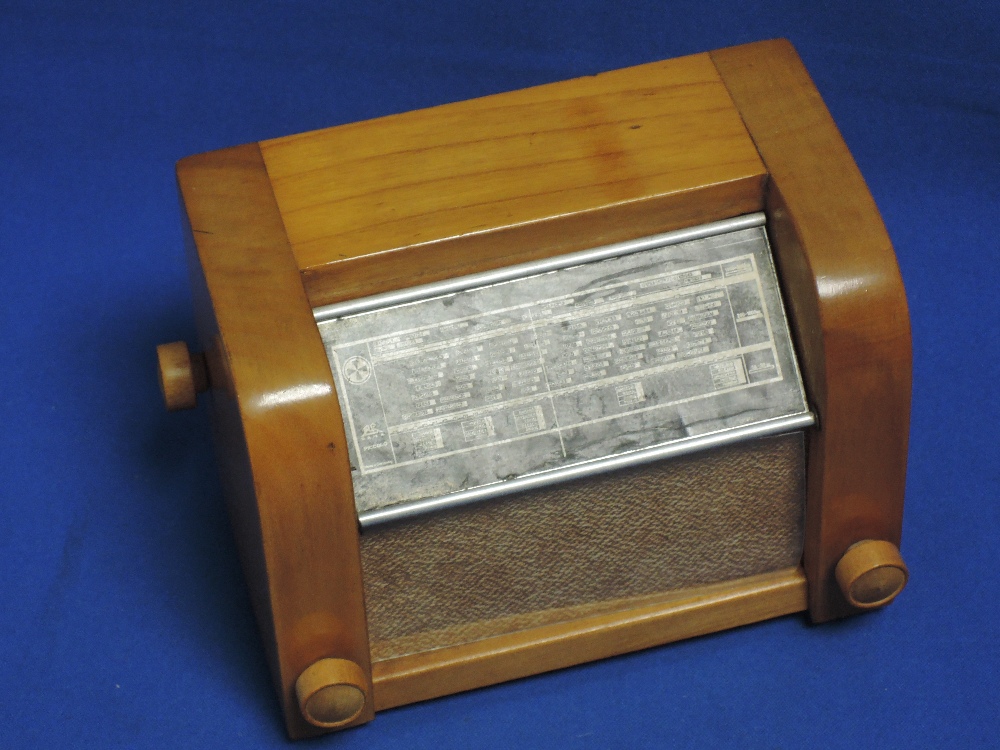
[295,658,368,728]
[835,540,908,609]
[156,341,207,411]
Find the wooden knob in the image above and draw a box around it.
[835,540,908,609]
[156,341,207,411]
[295,658,368,728]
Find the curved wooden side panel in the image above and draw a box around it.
[177,143,373,738]
[711,40,912,622]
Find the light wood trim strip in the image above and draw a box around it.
[300,175,764,308]
[371,568,807,710]
[711,40,911,622]
[176,143,373,738]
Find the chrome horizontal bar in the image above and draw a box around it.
[314,213,766,323]
[358,410,815,529]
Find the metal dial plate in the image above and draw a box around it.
[316,214,811,526]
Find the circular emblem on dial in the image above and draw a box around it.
[343,356,372,385]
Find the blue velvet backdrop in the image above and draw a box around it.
[2,2,998,747]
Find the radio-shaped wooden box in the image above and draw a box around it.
[158,39,910,739]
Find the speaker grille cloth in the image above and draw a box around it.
[360,432,804,661]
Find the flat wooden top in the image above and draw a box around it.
[259,51,763,275]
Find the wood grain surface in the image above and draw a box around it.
[259,52,766,307]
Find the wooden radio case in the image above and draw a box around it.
[157,39,910,738]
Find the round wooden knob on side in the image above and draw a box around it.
[835,539,908,609]
[156,341,207,411]
[295,658,368,728]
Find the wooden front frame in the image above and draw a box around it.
[175,39,910,739]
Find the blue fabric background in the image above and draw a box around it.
[2,2,997,747]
